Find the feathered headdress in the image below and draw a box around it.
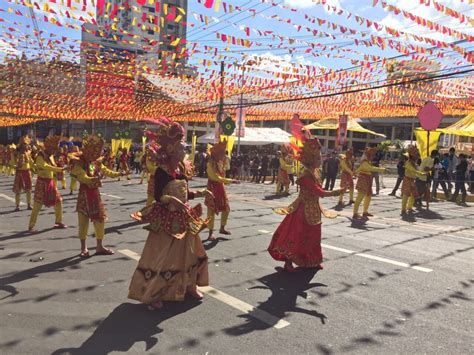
[362,147,378,162]
[155,117,185,148]
[44,135,61,153]
[406,145,418,160]
[82,134,104,162]
[18,135,31,146]
[289,113,321,166]
[209,139,227,161]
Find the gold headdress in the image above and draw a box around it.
[18,135,31,146]
[155,118,185,158]
[209,139,227,161]
[362,147,378,162]
[82,134,104,162]
[298,138,321,166]
[44,135,61,153]
[406,145,418,160]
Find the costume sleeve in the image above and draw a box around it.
[340,160,353,175]
[154,167,172,203]
[279,158,292,172]
[405,162,425,178]
[72,165,99,186]
[207,162,233,184]
[36,155,63,173]
[360,161,385,174]
[100,164,121,178]
[299,176,328,197]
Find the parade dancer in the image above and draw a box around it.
[0,145,5,174]
[68,146,80,195]
[128,118,210,310]
[276,146,292,195]
[118,147,131,181]
[70,135,122,257]
[401,146,426,214]
[6,144,16,176]
[268,137,342,272]
[28,136,67,232]
[142,130,159,206]
[353,147,386,219]
[54,146,68,190]
[205,140,239,241]
[12,136,33,211]
[337,149,355,207]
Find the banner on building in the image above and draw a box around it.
[336,114,348,149]
[235,98,247,137]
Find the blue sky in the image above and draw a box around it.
[1,0,473,96]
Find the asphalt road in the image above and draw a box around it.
[0,174,473,355]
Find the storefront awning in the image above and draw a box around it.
[439,112,474,137]
[304,118,387,138]
[197,127,291,145]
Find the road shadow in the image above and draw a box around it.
[415,209,444,220]
[104,220,142,235]
[263,194,290,201]
[0,255,85,300]
[224,269,327,336]
[52,300,201,355]
[0,227,55,242]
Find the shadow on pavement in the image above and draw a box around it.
[224,269,326,336]
[52,301,201,355]
[0,227,55,242]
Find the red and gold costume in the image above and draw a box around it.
[28,136,65,231]
[353,147,385,219]
[70,135,121,256]
[0,145,5,174]
[338,149,355,205]
[128,118,209,307]
[6,145,16,176]
[12,136,33,209]
[118,147,131,180]
[276,146,292,194]
[401,146,425,214]
[268,138,340,270]
[68,146,80,194]
[204,140,234,237]
[55,147,68,190]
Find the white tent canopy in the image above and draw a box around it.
[197,127,291,145]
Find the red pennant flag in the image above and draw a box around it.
[204,0,214,8]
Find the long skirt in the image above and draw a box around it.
[128,230,209,304]
[268,204,323,267]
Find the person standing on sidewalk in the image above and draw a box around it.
[389,155,407,196]
[324,152,339,191]
[431,157,450,201]
[415,150,437,207]
[450,154,468,206]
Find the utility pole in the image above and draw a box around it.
[215,61,225,142]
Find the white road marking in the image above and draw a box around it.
[0,193,25,205]
[321,243,433,273]
[199,286,290,329]
[258,229,272,234]
[118,249,290,329]
[100,193,123,200]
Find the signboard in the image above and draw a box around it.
[336,114,348,149]
[235,97,247,137]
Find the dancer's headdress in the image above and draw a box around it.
[44,135,61,153]
[153,117,185,161]
[82,134,104,162]
[209,139,227,160]
[18,135,31,147]
[289,113,321,166]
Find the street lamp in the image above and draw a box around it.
[237,59,257,155]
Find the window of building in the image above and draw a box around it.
[352,132,367,139]
[328,129,336,136]
[147,29,154,35]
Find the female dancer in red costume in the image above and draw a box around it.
[268,137,343,272]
